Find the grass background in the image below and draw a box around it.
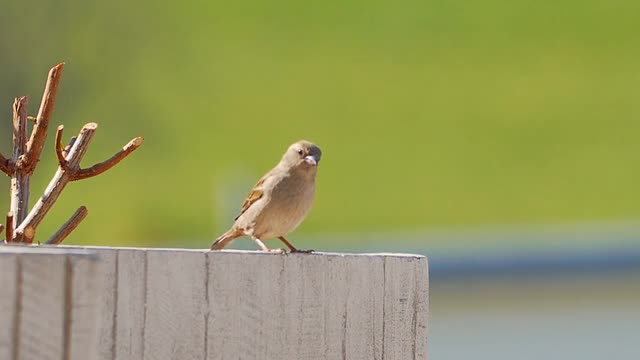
[0,0,638,248]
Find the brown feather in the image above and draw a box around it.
[234,178,265,221]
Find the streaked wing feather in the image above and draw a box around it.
[234,178,266,220]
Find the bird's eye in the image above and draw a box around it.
[297,149,304,156]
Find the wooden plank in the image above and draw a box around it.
[0,247,103,360]
[207,252,278,360]
[207,251,286,360]
[19,252,66,360]
[143,249,207,360]
[114,249,146,360]
[318,255,347,360]
[94,248,117,360]
[0,253,18,360]
[282,254,327,359]
[284,253,385,360]
[343,255,385,360]
[383,256,427,360]
[206,252,393,360]
[68,254,102,360]
[414,257,429,360]
[13,247,429,360]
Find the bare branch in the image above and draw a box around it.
[5,212,14,243]
[22,63,65,174]
[0,156,13,176]
[46,206,88,245]
[23,225,35,243]
[12,97,28,160]
[10,96,31,229]
[73,136,144,181]
[14,123,97,242]
[62,136,76,158]
[55,125,67,168]
[4,64,144,244]
[0,98,22,177]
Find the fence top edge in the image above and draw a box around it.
[55,245,426,259]
[0,244,98,257]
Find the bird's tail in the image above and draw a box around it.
[210,228,242,250]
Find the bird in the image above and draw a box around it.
[210,140,322,253]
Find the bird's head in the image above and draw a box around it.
[281,140,322,170]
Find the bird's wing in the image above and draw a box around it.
[234,177,266,221]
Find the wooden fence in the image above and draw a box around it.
[0,246,429,360]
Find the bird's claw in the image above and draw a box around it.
[291,249,314,254]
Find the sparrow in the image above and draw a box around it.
[210,140,322,253]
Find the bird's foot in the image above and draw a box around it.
[290,249,314,254]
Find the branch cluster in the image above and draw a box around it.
[1,63,144,245]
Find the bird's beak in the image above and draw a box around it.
[304,155,318,166]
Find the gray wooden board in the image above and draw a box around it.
[56,247,429,360]
[143,249,207,360]
[69,255,102,360]
[0,246,100,360]
[206,251,421,360]
[0,252,17,360]
[114,249,147,360]
[19,252,67,360]
[383,256,430,360]
[95,248,117,360]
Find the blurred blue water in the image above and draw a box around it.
[432,300,639,360]
[430,245,640,280]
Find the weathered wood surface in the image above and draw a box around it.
[76,247,428,360]
[0,246,429,360]
[0,246,101,360]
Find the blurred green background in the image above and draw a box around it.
[2,1,639,359]
[1,0,639,248]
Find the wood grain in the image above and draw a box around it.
[0,247,101,360]
[205,251,416,360]
[0,253,18,360]
[20,252,66,360]
[114,249,146,360]
[93,248,117,360]
[68,255,101,359]
[143,249,207,360]
[383,256,429,360]
[2,246,429,360]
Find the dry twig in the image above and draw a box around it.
[6,64,64,240]
[0,157,13,176]
[14,122,143,242]
[10,97,31,228]
[46,206,88,245]
[55,125,67,168]
[62,136,76,158]
[74,136,144,180]
[14,123,97,242]
[5,212,14,243]
[3,63,142,244]
[20,63,64,174]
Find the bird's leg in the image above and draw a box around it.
[278,236,313,253]
[253,237,285,254]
